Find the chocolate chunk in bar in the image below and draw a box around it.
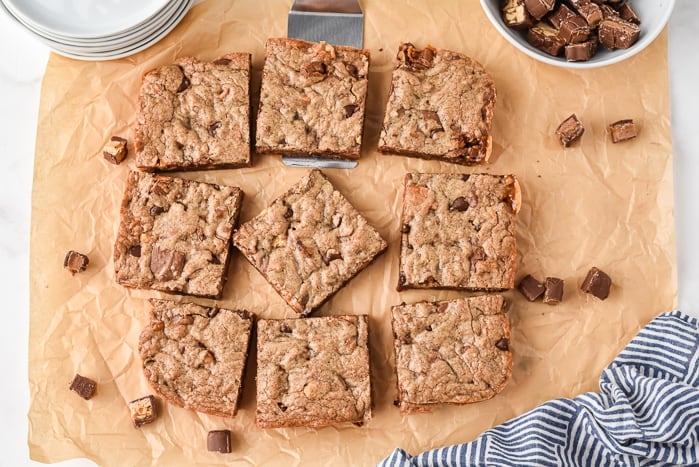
[527,22,566,56]
[207,430,232,453]
[566,0,603,27]
[581,267,612,300]
[548,4,576,28]
[565,37,599,61]
[129,395,157,428]
[543,277,564,305]
[102,136,128,165]
[559,16,590,44]
[502,0,534,29]
[524,0,555,20]
[64,250,89,274]
[598,16,640,49]
[518,274,546,301]
[70,374,97,400]
[609,119,638,143]
[617,3,640,25]
[555,114,584,147]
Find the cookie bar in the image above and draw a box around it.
[391,295,512,414]
[113,171,243,298]
[135,53,251,170]
[233,169,387,316]
[378,43,496,165]
[139,299,254,418]
[398,173,519,291]
[255,38,370,160]
[256,315,371,428]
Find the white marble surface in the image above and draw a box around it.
[0,3,697,466]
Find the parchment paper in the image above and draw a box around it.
[28,0,677,465]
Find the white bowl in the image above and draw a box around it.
[479,0,675,69]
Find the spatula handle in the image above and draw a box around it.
[291,0,362,14]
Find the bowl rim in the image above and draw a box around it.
[478,0,676,69]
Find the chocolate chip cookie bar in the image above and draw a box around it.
[135,53,251,171]
[139,299,254,418]
[378,43,496,165]
[398,173,519,291]
[391,295,512,414]
[256,315,371,428]
[113,171,243,298]
[255,38,370,160]
[233,169,387,316]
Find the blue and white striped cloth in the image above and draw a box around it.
[379,310,699,467]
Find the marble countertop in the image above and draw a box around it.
[1,3,697,466]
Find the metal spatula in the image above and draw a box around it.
[284,0,364,169]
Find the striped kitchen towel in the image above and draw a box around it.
[379,310,699,467]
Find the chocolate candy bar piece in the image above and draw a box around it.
[527,22,565,56]
[524,0,555,20]
[559,15,591,44]
[555,114,584,147]
[617,3,640,25]
[565,37,599,61]
[609,119,638,143]
[581,267,612,300]
[129,395,157,428]
[566,0,603,27]
[518,274,545,301]
[207,430,232,453]
[548,4,576,28]
[64,250,89,274]
[598,16,640,49]
[543,277,564,305]
[103,136,128,165]
[70,374,97,400]
[502,0,534,29]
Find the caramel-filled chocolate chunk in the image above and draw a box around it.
[555,114,584,147]
[548,4,576,28]
[617,3,640,25]
[527,22,565,56]
[102,136,128,165]
[598,16,640,49]
[559,15,590,44]
[543,277,564,305]
[609,119,638,143]
[207,430,232,453]
[64,250,89,274]
[581,267,612,300]
[502,0,534,29]
[129,395,157,428]
[524,0,555,20]
[518,275,546,301]
[566,0,603,27]
[565,37,599,61]
[70,374,97,400]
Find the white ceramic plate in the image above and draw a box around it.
[5,0,170,38]
[479,0,676,69]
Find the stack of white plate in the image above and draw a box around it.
[0,0,193,60]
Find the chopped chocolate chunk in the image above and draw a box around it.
[213,58,232,66]
[548,3,576,28]
[129,395,157,427]
[495,338,510,351]
[524,0,555,20]
[345,62,359,78]
[449,197,470,212]
[527,22,566,56]
[149,205,164,216]
[567,0,603,27]
[176,69,191,93]
[398,43,436,70]
[64,250,89,274]
[617,3,640,25]
[208,121,222,136]
[565,37,599,61]
[502,0,534,29]
[343,104,359,118]
[518,274,546,301]
[149,246,186,281]
[598,16,640,49]
[555,114,585,147]
[102,136,128,165]
[559,15,590,44]
[581,266,612,300]
[543,277,564,305]
[207,430,232,453]
[303,61,327,76]
[609,119,638,143]
[128,245,142,257]
[70,374,97,400]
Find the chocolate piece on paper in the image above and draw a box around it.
[102,136,128,165]
[609,119,638,143]
[64,250,89,274]
[581,266,612,300]
[543,277,564,305]
[548,4,576,29]
[598,16,640,49]
[524,0,555,20]
[617,3,640,25]
[207,430,232,453]
[555,114,585,147]
[527,22,565,56]
[559,15,591,44]
[69,374,97,400]
[566,0,603,27]
[565,37,599,61]
[518,274,546,301]
[129,395,157,428]
[502,0,534,29]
